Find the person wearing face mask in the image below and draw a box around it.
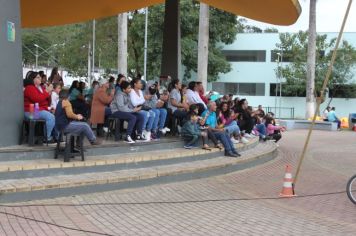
[90,80,115,137]
[23,71,55,142]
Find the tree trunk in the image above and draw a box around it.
[118,13,128,76]
[197,3,210,92]
[305,0,317,119]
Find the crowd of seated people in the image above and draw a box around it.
[23,69,285,154]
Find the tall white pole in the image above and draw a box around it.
[118,13,128,76]
[275,56,278,117]
[197,3,210,92]
[92,19,96,84]
[279,51,283,119]
[143,7,149,81]
[88,42,91,83]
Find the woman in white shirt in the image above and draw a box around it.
[50,83,62,111]
[130,78,155,141]
[186,81,207,115]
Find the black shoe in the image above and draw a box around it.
[225,151,239,157]
[232,151,241,157]
[136,134,145,142]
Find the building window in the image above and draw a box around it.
[270,83,305,97]
[222,50,266,62]
[212,82,265,96]
[270,50,325,62]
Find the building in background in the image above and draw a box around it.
[208,33,356,119]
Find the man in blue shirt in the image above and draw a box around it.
[201,101,240,157]
[327,107,341,130]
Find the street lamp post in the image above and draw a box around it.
[34,44,39,69]
[34,43,59,69]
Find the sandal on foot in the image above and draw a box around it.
[202,146,212,151]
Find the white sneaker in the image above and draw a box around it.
[160,127,170,134]
[145,131,151,141]
[231,138,239,144]
[124,135,135,144]
[244,133,253,139]
[241,137,249,144]
[103,127,109,133]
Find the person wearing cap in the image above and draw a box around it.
[90,80,115,136]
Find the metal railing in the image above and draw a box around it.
[263,107,295,119]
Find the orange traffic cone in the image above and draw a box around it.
[279,165,296,198]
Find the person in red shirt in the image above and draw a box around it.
[196,81,210,105]
[24,71,55,142]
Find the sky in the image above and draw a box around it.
[245,0,356,33]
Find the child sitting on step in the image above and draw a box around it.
[181,111,211,150]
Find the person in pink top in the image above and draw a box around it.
[265,116,286,143]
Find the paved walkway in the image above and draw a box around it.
[0,130,356,235]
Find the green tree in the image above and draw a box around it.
[275,31,356,100]
[264,27,278,33]
[126,1,242,82]
[22,0,243,81]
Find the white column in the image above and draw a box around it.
[143,8,149,81]
[197,3,210,92]
[118,13,128,76]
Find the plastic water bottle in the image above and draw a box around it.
[34,103,40,119]
[29,104,34,119]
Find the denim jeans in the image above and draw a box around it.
[111,111,145,138]
[256,124,267,137]
[224,121,240,137]
[139,110,155,131]
[212,131,237,153]
[64,121,96,142]
[24,110,55,140]
[152,108,168,132]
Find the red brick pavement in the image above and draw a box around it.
[0,130,356,235]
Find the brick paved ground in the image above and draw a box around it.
[0,130,356,235]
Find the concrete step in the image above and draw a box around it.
[0,140,277,203]
[0,137,187,161]
[0,137,259,180]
